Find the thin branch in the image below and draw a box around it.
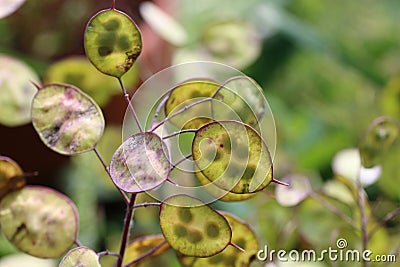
[118,77,143,133]
[150,94,169,129]
[162,129,197,140]
[149,97,213,132]
[74,239,83,247]
[171,154,193,171]
[132,202,161,209]
[271,178,289,186]
[97,250,120,258]
[229,241,245,252]
[93,147,130,205]
[369,207,400,238]
[116,193,137,267]
[357,180,369,267]
[111,0,116,9]
[122,240,168,267]
[310,191,357,229]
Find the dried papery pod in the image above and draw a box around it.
[192,120,273,194]
[0,186,79,258]
[31,83,105,155]
[165,78,220,129]
[0,156,25,199]
[123,234,170,266]
[110,132,171,193]
[178,211,259,267]
[159,194,232,257]
[59,247,100,267]
[275,174,311,207]
[84,8,142,77]
[359,116,399,168]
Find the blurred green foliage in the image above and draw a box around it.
[1,0,399,266]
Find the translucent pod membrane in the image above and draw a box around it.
[59,247,100,267]
[192,120,273,194]
[194,166,256,202]
[0,54,40,127]
[123,234,170,266]
[0,156,25,199]
[110,132,171,193]
[164,76,265,130]
[178,211,259,267]
[213,76,265,128]
[84,8,142,77]
[159,195,232,257]
[165,78,220,130]
[359,116,399,168]
[0,186,79,258]
[31,83,105,155]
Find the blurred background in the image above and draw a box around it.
[0,0,399,266]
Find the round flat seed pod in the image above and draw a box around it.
[31,83,105,155]
[178,211,259,267]
[159,194,232,257]
[192,120,273,194]
[0,156,25,199]
[0,186,79,258]
[359,117,399,168]
[110,132,171,193]
[194,167,256,202]
[165,79,220,130]
[275,174,311,207]
[0,54,40,127]
[59,247,100,267]
[214,76,265,127]
[123,234,170,266]
[84,9,142,77]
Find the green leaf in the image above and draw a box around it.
[0,54,40,127]
[84,8,142,77]
[178,211,259,267]
[110,132,171,193]
[192,120,273,194]
[0,186,79,258]
[59,247,100,267]
[359,116,399,168]
[44,56,139,107]
[275,174,311,207]
[0,0,26,19]
[165,79,220,130]
[159,194,232,257]
[31,83,105,155]
[123,234,170,267]
[0,156,25,199]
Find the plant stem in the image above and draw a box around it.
[150,94,169,128]
[116,193,137,267]
[111,0,116,9]
[122,240,168,267]
[97,250,120,258]
[171,153,193,171]
[369,207,400,238]
[74,239,83,247]
[93,147,129,205]
[149,97,213,132]
[162,129,197,140]
[310,191,357,229]
[132,202,161,209]
[118,77,143,133]
[356,180,369,267]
